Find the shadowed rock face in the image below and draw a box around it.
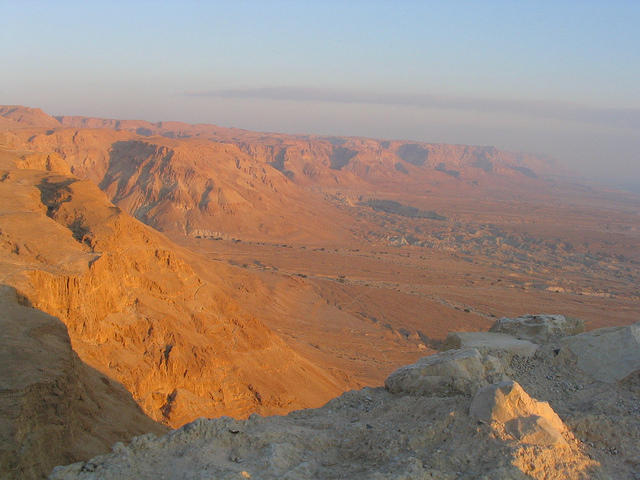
[329,146,358,170]
[49,319,640,480]
[0,286,166,480]
[510,165,538,178]
[396,143,429,166]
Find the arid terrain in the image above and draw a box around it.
[0,105,638,478]
[50,316,640,479]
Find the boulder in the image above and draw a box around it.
[444,331,539,358]
[490,314,584,343]
[384,348,506,396]
[560,322,640,383]
[470,380,566,446]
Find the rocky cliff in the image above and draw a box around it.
[0,146,346,431]
[0,285,166,480]
[1,105,560,244]
[50,315,640,480]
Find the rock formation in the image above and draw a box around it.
[0,105,561,244]
[384,347,506,395]
[0,146,346,432]
[1,106,639,478]
[444,331,540,358]
[0,285,166,480]
[560,323,640,383]
[49,318,640,480]
[490,314,585,343]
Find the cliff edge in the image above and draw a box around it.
[50,315,640,479]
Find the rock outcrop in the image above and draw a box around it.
[49,317,640,480]
[560,322,640,383]
[490,314,584,343]
[0,147,346,431]
[0,285,166,480]
[444,331,539,358]
[384,347,506,396]
[470,380,567,446]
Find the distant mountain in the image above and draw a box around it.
[0,105,61,128]
[2,106,561,244]
[2,105,639,479]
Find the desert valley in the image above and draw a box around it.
[1,105,639,479]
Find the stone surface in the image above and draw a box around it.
[384,348,506,396]
[490,314,584,343]
[470,381,562,427]
[505,415,566,446]
[0,148,347,431]
[561,322,640,382]
[444,331,539,358]
[0,286,165,480]
[470,380,567,449]
[47,321,640,480]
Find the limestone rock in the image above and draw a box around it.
[444,331,539,358]
[504,415,565,446]
[560,322,640,382]
[470,380,566,446]
[385,348,506,396]
[490,314,584,343]
[49,379,599,480]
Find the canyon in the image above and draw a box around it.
[0,105,638,478]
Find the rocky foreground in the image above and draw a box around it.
[50,315,640,480]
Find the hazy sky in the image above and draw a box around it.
[2,1,639,185]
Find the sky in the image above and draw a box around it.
[1,0,639,186]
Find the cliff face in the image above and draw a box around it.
[50,317,640,480]
[1,106,558,244]
[1,107,638,480]
[53,111,554,183]
[0,147,346,430]
[0,285,166,480]
[2,128,354,242]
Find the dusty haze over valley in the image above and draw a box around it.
[1,2,639,479]
[1,104,639,478]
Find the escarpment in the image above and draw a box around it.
[0,286,166,480]
[1,105,561,246]
[50,316,640,480]
[2,106,639,479]
[0,147,346,432]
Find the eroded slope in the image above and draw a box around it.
[49,317,640,480]
[0,146,346,429]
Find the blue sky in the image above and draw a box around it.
[2,1,639,184]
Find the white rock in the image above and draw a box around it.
[561,322,640,383]
[490,314,584,343]
[444,331,539,358]
[470,380,566,446]
[504,415,565,447]
[384,348,506,396]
